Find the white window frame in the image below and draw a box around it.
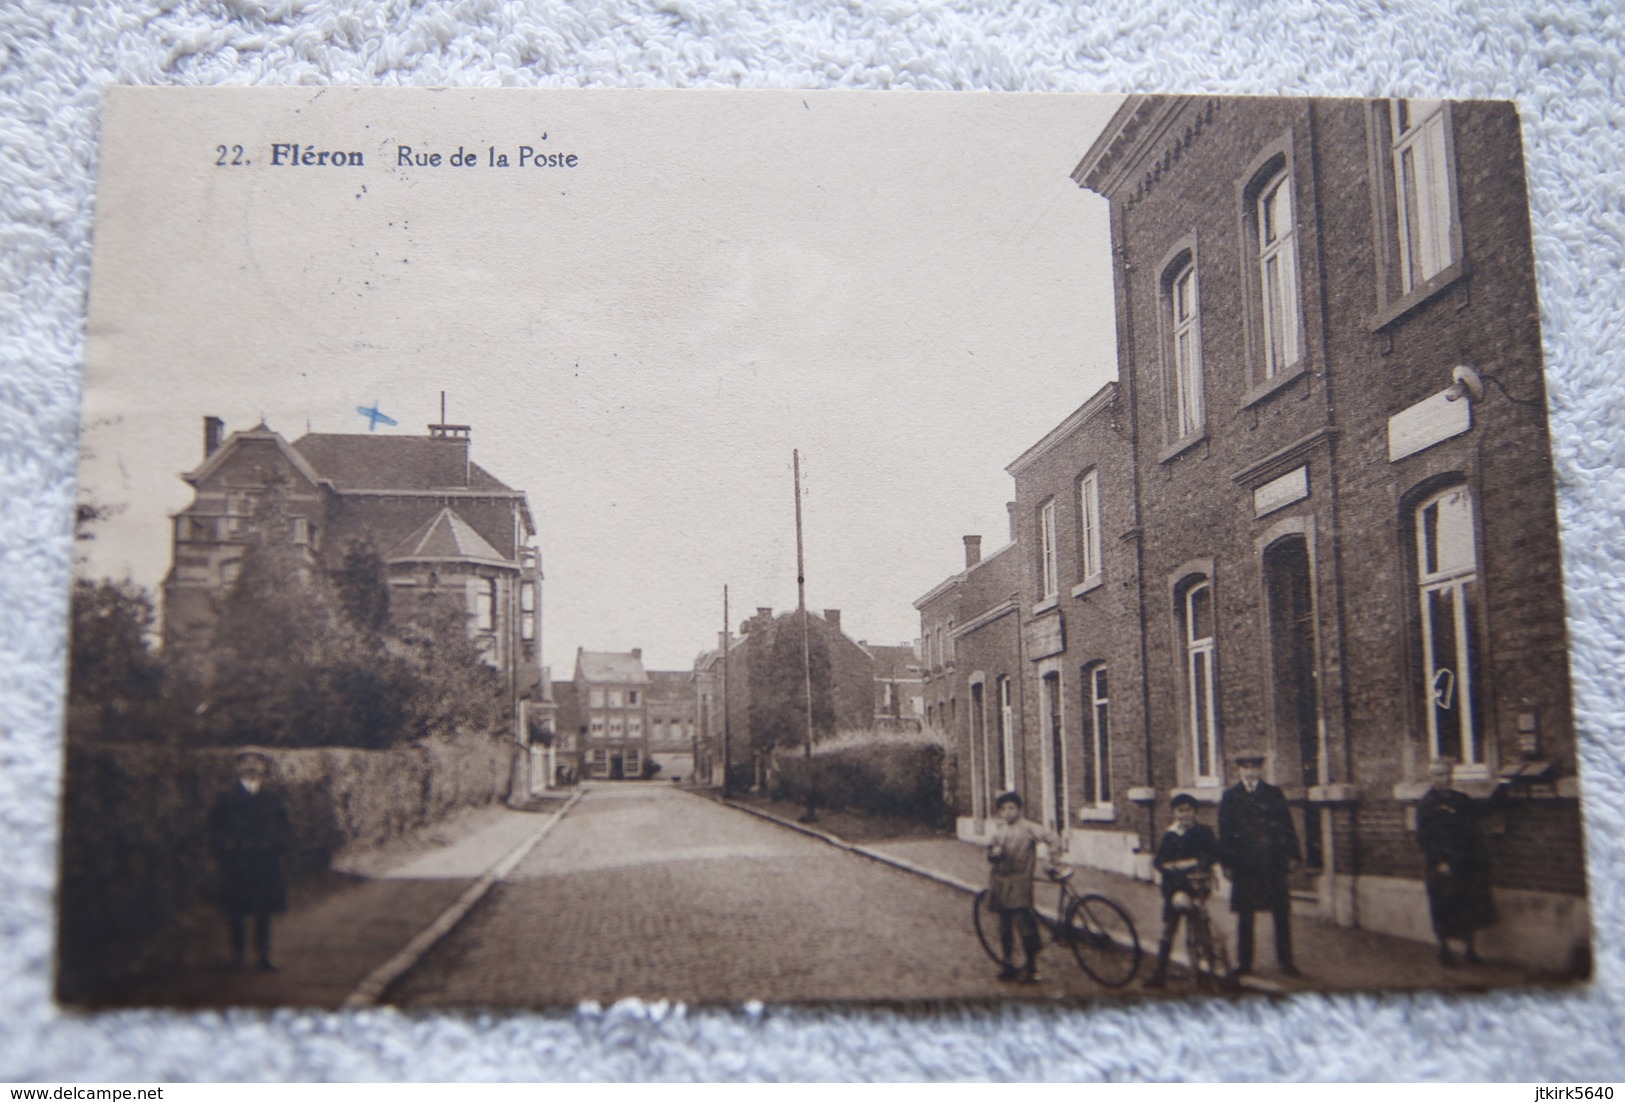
[1083,663,1111,808]
[1416,486,1484,771]
[1392,99,1454,293]
[473,577,496,633]
[1078,471,1102,588]
[1183,578,1221,785]
[1257,169,1302,377]
[624,747,644,777]
[1039,499,1059,601]
[1039,667,1068,833]
[587,748,610,778]
[998,675,1016,794]
[1170,262,1205,440]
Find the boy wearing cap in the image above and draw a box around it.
[1218,751,1302,978]
[986,791,1064,983]
[1145,792,1222,988]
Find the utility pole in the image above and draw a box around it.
[722,584,732,799]
[795,449,817,824]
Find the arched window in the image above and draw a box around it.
[1164,254,1205,440]
[1255,167,1302,377]
[1414,485,1483,768]
[1178,575,1220,783]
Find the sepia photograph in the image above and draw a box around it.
[61,87,1593,1010]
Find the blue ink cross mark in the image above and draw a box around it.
[356,402,398,431]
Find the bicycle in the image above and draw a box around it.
[1175,869,1235,991]
[972,866,1142,988]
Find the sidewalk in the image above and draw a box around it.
[104,797,574,1009]
[703,790,1559,997]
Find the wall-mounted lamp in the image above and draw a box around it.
[1444,364,1484,403]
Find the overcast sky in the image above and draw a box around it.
[79,88,1122,673]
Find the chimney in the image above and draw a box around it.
[756,607,772,623]
[963,535,982,568]
[426,422,472,487]
[1006,501,1019,542]
[204,416,224,458]
[631,647,642,661]
[823,609,842,634]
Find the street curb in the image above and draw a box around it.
[342,788,585,1009]
[690,788,1286,995]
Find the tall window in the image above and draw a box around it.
[1167,258,1205,439]
[474,577,496,632]
[1078,471,1102,587]
[1179,577,1220,783]
[520,581,536,641]
[1042,671,1067,833]
[1256,169,1302,376]
[1415,486,1483,768]
[1392,99,1454,292]
[1081,664,1111,807]
[1039,499,1059,600]
[997,675,1015,793]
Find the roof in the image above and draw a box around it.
[291,433,518,493]
[182,424,326,489]
[1005,382,1119,477]
[385,507,514,568]
[868,644,923,680]
[575,650,651,685]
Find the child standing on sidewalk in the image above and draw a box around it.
[1145,792,1222,988]
[987,791,1064,983]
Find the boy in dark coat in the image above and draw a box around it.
[1417,758,1497,966]
[1218,751,1302,977]
[208,749,292,971]
[1145,793,1222,988]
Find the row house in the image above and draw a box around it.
[920,96,1587,972]
[646,669,703,781]
[868,643,925,730]
[572,648,652,780]
[161,417,551,772]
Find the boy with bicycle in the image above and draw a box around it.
[1145,792,1222,988]
[987,791,1064,983]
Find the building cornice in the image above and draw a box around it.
[1005,382,1119,477]
[1072,96,1219,206]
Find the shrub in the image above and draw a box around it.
[774,731,950,825]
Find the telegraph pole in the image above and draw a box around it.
[795,449,817,824]
[721,584,732,799]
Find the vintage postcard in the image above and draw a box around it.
[63,88,1592,1007]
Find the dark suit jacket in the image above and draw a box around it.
[1218,781,1300,913]
[208,781,292,916]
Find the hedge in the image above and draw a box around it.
[56,733,512,1002]
[773,735,950,825]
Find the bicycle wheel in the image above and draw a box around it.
[1187,911,1219,991]
[1064,893,1142,988]
[971,890,1004,965]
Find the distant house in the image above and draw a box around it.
[866,642,924,730]
[646,669,702,781]
[574,647,652,780]
[160,416,551,770]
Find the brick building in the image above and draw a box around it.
[160,417,551,772]
[867,643,925,730]
[917,96,1588,971]
[573,648,652,780]
[646,669,702,781]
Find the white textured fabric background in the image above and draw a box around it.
[2,0,1622,1082]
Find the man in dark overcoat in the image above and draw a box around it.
[208,749,292,971]
[1416,757,1497,965]
[1218,751,1302,977]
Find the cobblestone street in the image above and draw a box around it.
[392,784,1137,1006]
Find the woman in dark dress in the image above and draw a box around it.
[208,749,292,971]
[1416,758,1497,966]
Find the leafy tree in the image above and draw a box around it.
[747,610,835,757]
[334,538,391,639]
[396,585,507,740]
[68,577,164,738]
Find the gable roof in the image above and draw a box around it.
[385,507,515,568]
[290,433,518,493]
[575,650,651,685]
[182,424,325,490]
[868,644,923,680]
